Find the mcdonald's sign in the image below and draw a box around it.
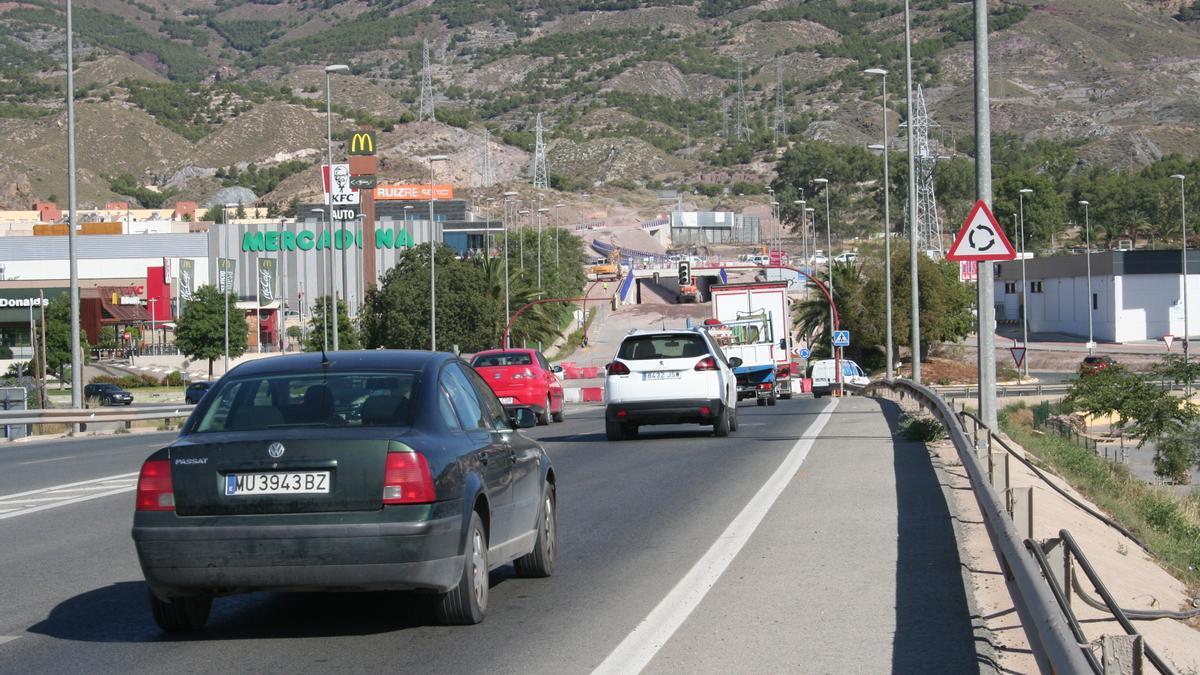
[348,131,376,156]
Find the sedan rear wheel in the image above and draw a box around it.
[514,485,556,578]
[435,512,488,625]
[148,590,211,632]
[551,396,564,423]
[537,397,551,426]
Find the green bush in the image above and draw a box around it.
[162,371,184,387]
[897,414,946,442]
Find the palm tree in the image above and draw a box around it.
[792,261,865,360]
[479,255,560,348]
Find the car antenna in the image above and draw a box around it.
[321,344,330,366]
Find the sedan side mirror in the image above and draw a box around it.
[552,365,563,373]
[729,356,743,368]
[509,407,538,429]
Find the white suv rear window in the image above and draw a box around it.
[618,335,708,360]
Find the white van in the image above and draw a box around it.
[807,358,870,397]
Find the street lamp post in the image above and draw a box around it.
[866,66,893,379]
[1079,200,1094,354]
[555,203,565,267]
[66,0,82,408]
[537,207,550,288]
[502,191,518,346]
[324,64,349,351]
[309,208,329,351]
[1018,188,1033,376]
[805,207,815,298]
[1171,174,1189,393]
[793,199,806,292]
[221,203,238,374]
[814,178,841,395]
[428,155,448,351]
[518,209,529,269]
[147,298,157,355]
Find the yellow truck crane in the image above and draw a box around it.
[589,248,621,281]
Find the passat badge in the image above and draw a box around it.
[267,442,286,458]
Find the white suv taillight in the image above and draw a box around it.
[135,459,175,511]
[608,360,631,375]
[383,452,436,504]
[694,356,718,371]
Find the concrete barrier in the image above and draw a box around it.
[580,386,604,402]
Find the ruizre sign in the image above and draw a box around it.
[348,131,376,156]
[241,227,414,252]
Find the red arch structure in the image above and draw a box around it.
[502,276,613,349]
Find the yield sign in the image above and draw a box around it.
[1164,334,1175,351]
[1010,346,1026,368]
[947,200,1016,262]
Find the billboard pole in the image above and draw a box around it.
[974,0,997,429]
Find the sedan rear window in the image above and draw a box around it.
[472,352,533,367]
[618,335,709,360]
[191,371,418,432]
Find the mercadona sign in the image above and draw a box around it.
[242,227,414,252]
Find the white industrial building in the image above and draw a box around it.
[994,250,1200,343]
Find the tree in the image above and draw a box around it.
[174,285,248,375]
[305,296,360,351]
[1150,423,1200,484]
[35,297,89,382]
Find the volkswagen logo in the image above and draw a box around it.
[267,442,286,459]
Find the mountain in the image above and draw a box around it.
[0,0,1198,211]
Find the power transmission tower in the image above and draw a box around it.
[735,59,746,141]
[419,39,435,122]
[532,113,548,189]
[912,85,944,255]
[774,59,785,145]
[477,127,494,188]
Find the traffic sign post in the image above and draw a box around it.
[1164,334,1175,351]
[798,347,812,360]
[947,200,1016,262]
[1010,346,1026,369]
[832,330,850,347]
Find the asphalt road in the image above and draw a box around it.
[0,397,978,673]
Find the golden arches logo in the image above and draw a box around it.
[349,132,375,155]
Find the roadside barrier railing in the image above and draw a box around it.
[868,378,1099,674]
[0,404,195,434]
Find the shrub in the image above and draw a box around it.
[898,413,946,442]
[162,371,184,387]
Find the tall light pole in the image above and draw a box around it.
[794,199,807,298]
[904,0,925,386]
[1018,188,1033,376]
[518,209,529,269]
[555,203,565,266]
[1171,174,1189,392]
[805,207,816,298]
[221,203,238,374]
[147,298,157,355]
[66,0,82,407]
[428,154,448,351]
[1079,200,1094,354]
[814,178,840,395]
[866,67,893,379]
[485,196,496,256]
[537,206,549,287]
[503,191,518,346]
[324,64,349,351]
[310,208,329,352]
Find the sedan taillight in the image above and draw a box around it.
[135,459,175,511]
[607,361,630,375]
[383,452,435,504]
[694,356,718,371]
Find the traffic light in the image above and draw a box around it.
[678,261,691,286]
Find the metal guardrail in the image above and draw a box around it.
[933,379,1184,399]
[867,378,1094,674]
[0,404,195,432]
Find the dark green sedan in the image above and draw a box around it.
[132,350,556,631]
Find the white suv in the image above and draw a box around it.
[604,329,740,440]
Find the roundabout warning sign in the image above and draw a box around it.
[947,200,1016,262]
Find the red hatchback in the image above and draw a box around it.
[471,349,565,425]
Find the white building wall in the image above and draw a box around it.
[1,257,209,286]
[1116,273,1200,341]
[1027,274,1116,341]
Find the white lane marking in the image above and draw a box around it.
[0,472,140,522]
[0,486,135,521]
[0,472,138,501]
[0,636,20,646]
[593,397,839,675]
[18,455,77,465]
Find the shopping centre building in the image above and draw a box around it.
[0,187,501,357]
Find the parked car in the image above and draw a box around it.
[1079,355,1117,376]
[603,328,740,440]
[470,349,565,425]
[132,351,556,631]
[809,252,829,265]
[808,359,870,398]
[84,382,134,406]
[184,381,213,405]
[833,251,859,264]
